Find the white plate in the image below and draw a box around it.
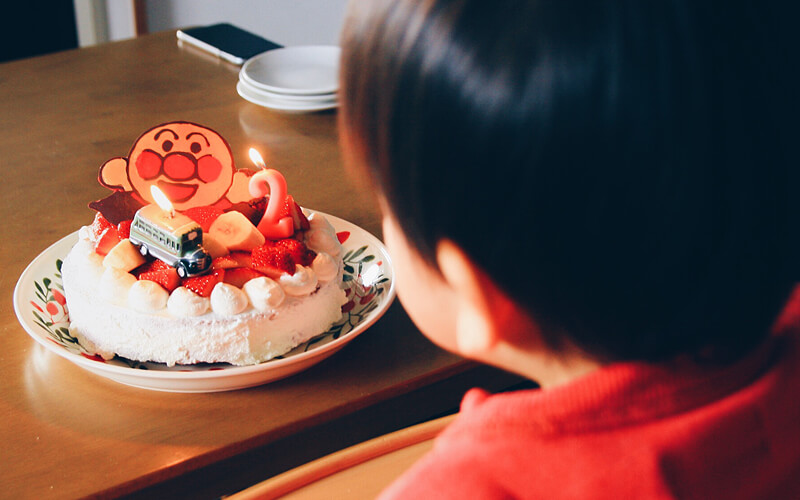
[237,81,339,112]
[13,212,395,393]
[241,45,340,95]
[239,75,337,103]
[240,67,338,98]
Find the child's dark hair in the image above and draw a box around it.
[339,0,795,362]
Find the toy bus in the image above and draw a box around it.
[129,204,211,278]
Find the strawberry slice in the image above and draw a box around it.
[94,226,121,256]
[287,196,311,231]
[182,205,225,233]
[132,259,171,276]
[181,269,225,297]
[229,251,253,268]
[210,251,253,271]
[275,238,316,266]
[251,244,295,279]
[148,259,172,271]
[90,212,114,241]
[117,220,133,239]
[139,267,181,292]
[212,254,240,270]
[223,267,265,288]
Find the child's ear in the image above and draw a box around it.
[436,240,510,356]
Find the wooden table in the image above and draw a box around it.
[0,31,523,499]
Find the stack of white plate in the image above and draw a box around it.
[237,45,340,112]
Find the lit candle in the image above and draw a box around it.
[150,185,175,218]
[248,148,294,239]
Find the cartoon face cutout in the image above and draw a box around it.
[124,122,236,210]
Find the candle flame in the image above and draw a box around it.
[150,185,175,216]
[249,147,267,169]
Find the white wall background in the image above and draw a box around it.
[144,0,349,46]
[74,0,350,47]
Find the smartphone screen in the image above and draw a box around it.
[177,23,282,65]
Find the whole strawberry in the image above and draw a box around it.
[182,205,225,233]
[251,244,296,279]
[275,238,316,266]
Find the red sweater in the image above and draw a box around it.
[379,330,800,499]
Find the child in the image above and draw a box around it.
[339,0,798,498]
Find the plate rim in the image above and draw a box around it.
[13,211,394,389]
[238,75,337,103]
[236,81,339,112]
[240,45,341,96]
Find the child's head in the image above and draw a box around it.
[339,0,794,366]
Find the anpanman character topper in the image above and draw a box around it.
[97,121,253,211]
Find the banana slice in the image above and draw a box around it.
[208,211,265,251]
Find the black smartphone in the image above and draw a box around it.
[176,23,282,65]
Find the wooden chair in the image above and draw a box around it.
[226,414,457,499]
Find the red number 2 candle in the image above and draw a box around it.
[248,148,294,239]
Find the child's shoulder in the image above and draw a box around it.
[383,336,800,499]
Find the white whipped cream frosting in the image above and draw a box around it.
[167,286,210,317]
[243,276,286,311]
[279,265,318,296]
[311,252,338,282]
[305,212,342,257]
[210,282,249,316]
[307,212,336,233]
[128,280,169,312]
[100,267,137,305]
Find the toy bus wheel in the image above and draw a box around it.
[138,244,148,256]
[177,264,188,278]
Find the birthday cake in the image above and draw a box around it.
[61,122,347,366]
